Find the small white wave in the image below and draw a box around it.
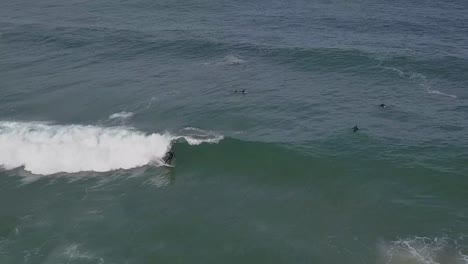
[178,135,223,145]
[389,70,458,99]
[108,111,134,120]
[222,55,245,65]
[63,244,104,264]
[426,89,457,99]
[381,66,406,78]
[183,127,206,133]
[461,254,468,264]
[411,73,457,98]
[178,127,224,145]
[460,252,468,264]
[409,72,428,81]
[379,66,428,83]
[378,237,468,264]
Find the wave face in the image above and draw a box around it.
[0,122,193,175]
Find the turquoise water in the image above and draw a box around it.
[1,0,468,263]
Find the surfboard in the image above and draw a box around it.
[163,163,175,168]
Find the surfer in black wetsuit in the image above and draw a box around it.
[352,125,359,132]
[163,151,175,165]
[233,89,246,94]
[379,104,386,108]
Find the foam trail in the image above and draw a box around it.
[408,72,457,99]
[177,127,224,145]
[377,237,468,264]
[57,243,105,264]
[108,111,134,120]
[0,122,173,175]
[381,66,406,78]
[426,89,457,99]
[221,55,245,65]
[177,135,223,145]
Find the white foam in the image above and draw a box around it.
[378,237,468,264]
[178,127,224,145]
[460,252,468,264]
[0,122,173,175]
[426,89,457,99]
[381,66,406,78]
[63,244,104,264]
[183,127,207,133]
[178,135,223,145]
[407,72,457,99]
[222,55,245,65]
[108,111,134,120]
[409,72,428,81]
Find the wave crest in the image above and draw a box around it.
[0,122,221,175]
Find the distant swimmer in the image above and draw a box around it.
[379,104,386,108]
[233,89,247,94]
[352,125,359,132]
[163,151,175,165]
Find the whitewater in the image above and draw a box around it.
[0,121,221,175]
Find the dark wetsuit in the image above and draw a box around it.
[352,125,359,132]
[163,151,175,164]
[234,89,246,94]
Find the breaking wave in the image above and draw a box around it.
[0,122,221,175]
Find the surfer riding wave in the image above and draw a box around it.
[163,151,175,165]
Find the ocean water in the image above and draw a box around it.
[1,0,468,263]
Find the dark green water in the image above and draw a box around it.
[0,0,467,263]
